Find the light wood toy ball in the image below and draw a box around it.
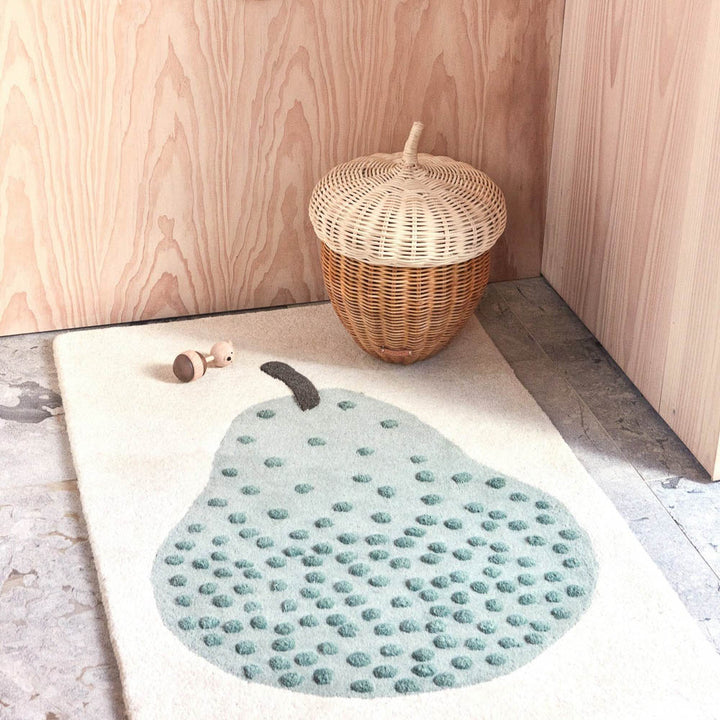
[173,341,234,383]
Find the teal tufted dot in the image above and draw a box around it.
[294,483,313,494]
[564,557,581,569]
[470,581,488,594]
[178,617,195,630]
[269,656,292,671]
[223,620,243,633]
[370,512,392,525]
[486,477,507,489]
[188,523,204,533]
[366,533,389,545]
[566,584,586,597]
[405,527,426,537]
[373,665,398,679]
[467,536,487,547]
[395,678,420,694]
[350,680,374,694]
[270,580,288,592]
[207,498,228,508]
[272,638,295,652]
[256,409,275,419]
[485,653,507,666]
[552,608,572,620]
[429,605,451,617]
[349,563,370,577]
[204,634,222,647]
[451,656,472,670]
[560,529,581,540]
[317,642,338,655]
[506,614,527,627]
[361,608,381,621]
[452,472,473,484]
[465,637,486,650]
[346,652,371,667]
[356,447,374,457]
[411,663,435,678]
[300,588,320,600]
[175,540,195,551]
[337,400,356,410]
[316,597,334,609]
[250,616,268,630]
[353,474,372,484]
[313,668,333,685]
[420,589,439,602]
[425,620,446,634]
[444,519,463,530]
[241,486,261,496]
[381,644,403,657]
[212,595,233,608]
[380,419,399,429]
[235,641,256,655]
[268,508,289,520]
[498,637,521,649]
[410,455,427,464]
[169,574,187,587]
[434,673,456,688]
[308,437,326,447]
[315,517,334,529]
[298,615,319,628]
[337,532,359,545]
[333,502,353,512]
[243,665,263,679]
[371,550,391,561]
[228,512,247,524]
[165,554,184,566]
[295,652,318,667]
[221,467,238,477]
[374,623,395,636]
[378,486,396,499]
[279,673,303,688]
[415,471,435,483]
[345,595,367,607]
[508,520,529,531]
[433,634,458,650]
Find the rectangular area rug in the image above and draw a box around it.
[54,303,720,720]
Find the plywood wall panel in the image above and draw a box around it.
[544,0,720,478]
[1,0,564,336]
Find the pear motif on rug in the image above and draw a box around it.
[152,362,597,697]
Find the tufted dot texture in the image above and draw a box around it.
[153,390,596,697]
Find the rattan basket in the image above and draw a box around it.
[309,122,506,364]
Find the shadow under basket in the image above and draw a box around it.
[321,243,491,364]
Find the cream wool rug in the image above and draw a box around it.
[54,303,720,720]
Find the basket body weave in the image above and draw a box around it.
[310,122,505,364]
[321,244,491,364]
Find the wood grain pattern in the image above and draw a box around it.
[0,0,564,336]
[544,0,720,479]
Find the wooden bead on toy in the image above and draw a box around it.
[173,350,208,383]
[209,341,234,367]
[172,341,235,382]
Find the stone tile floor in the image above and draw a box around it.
[1,277,718,719]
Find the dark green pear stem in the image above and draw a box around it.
[260,361,320,411]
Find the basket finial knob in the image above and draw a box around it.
[402,121,424,167]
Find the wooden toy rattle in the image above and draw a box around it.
[173,341,234,383]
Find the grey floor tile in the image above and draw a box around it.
[0,333,76,488]
[0,484,123,720]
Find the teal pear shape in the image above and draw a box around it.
[152,369,597,697]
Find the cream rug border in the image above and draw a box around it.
[54,304,720,720]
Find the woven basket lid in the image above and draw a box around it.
[309,122,507,267]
